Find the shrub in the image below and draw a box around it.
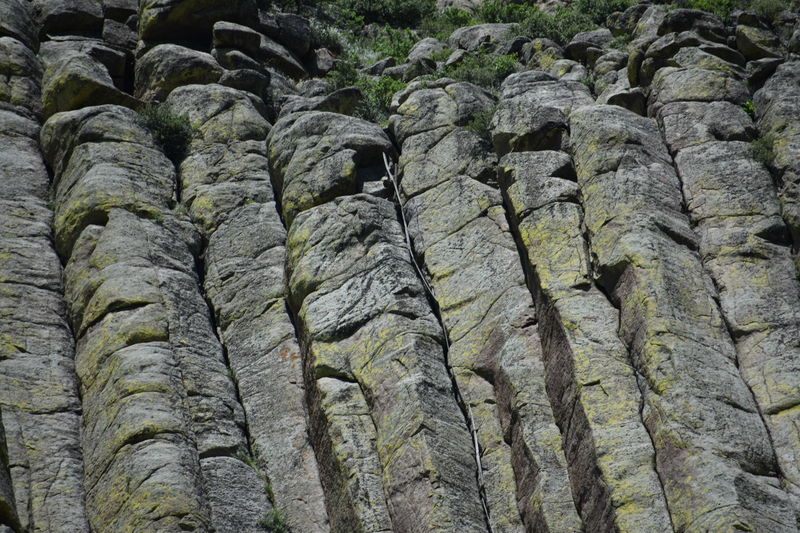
[357,75,408,124]
[421,7,476,38]
[258,508,291,533]
[751,0,793,19]
[443,52,519,90]
[372,27,419,60]
[753,134,776,167]
[742,99,756,118]
[139,103,193,164]
[327,0,436,27]
[464,107,496,141]
[517,7,596,45]
[573,0,636,24]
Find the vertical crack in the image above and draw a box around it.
[382,154,495,533]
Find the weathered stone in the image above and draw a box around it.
[103,0,136,21]
[0,413,21,532]
[736,24,782,60]
[408,37,446,62]
[285,193,487,532]
[255,11,312,57]
[657,8,727,43]
[649,66,749,112]
[754,61,800,247]
[102,18,138,51]
[390,81,495,145]
[570,104,797,532]
[0,38,43,119]
[491,72,592,155]
[32,0,103,38]
[43,104,268,533]
[268,111,394,225]
[280,87,363,118]
[449,23,519,51]
[657,100,756,153]
[392,83,581,532]
[494,84,672,530]
[42,53,138,118]
[166,83,329,532]
[135,44,223,102]
[138,0,257,43]
[364,56,396,76]
[0,110,91,533]
[41,38,128,84]
[0,0,38,51]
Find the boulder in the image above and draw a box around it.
[135,44,223,102]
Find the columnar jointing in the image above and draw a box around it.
[268,109,489,532]
[641,20,800,501]
[39,105,267,533]
[0,0,90,531]
[569,102,798,531]
[165,84,330,532]
[388,78,581,532]
[755,61,800,256]
[490,70,673,533]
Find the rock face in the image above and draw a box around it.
[4,1,800,532]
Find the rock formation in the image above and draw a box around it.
[1,0,800,531]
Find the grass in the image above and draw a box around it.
[258,508,291,532]
[677,0,796,20]
[464,106,496,141]
[441,51,519,90]
[753,134,776,167]
[139,103,193,164]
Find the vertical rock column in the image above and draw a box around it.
[165,83,330,532]
[389,79,581,533]
[0,0,90,531]
[269,110,488,532]
[754,61,800,251]
[570,103,797,532]
[40,105,267,533]
[490,71,672,533]
[651,52,800,498]
[0,413,21,532]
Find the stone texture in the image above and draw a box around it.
[166,84,330,532]
[135,44,223,102]
[138,0,257,43]
[570,104,797,532]
[754,61,800,248]
[392,81,582,533]
[491,71,593,155]
[268,111,394,226]
[492,79,672,531]
[41,105,268,533]
[285,192,486,533]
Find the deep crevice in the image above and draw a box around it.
[384,155,495,533]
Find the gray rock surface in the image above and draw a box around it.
[571,104,797,532]
[392,81,582,533]
[166,84,330,532]
[41,104,267,533]
[135,44,223,102]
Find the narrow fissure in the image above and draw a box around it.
[383,154,495,533]
[667,145,787,485]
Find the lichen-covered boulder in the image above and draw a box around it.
[135,44,223,102]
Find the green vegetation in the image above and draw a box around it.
[678,0,795,20]
[328,56,407,124]
[464,107,496,141]
[442,52,519,90]
[743,99,756,118]
[753,134,776,167]
[139,103,193,163]
[258,508,291,532]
